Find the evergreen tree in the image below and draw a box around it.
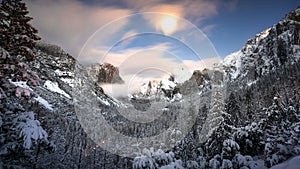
[0,0,40,60]
[245,89,254,120]
[225,93,241,126]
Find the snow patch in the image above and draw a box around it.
[9,80,54,111]
[60,78,74,87]
[222,50,243,79]
[43,80,71,99]
[96,96,110,106]
[34,96,53,111]
[247,80,257,86]
[54,69,74,77]
[9,80,33,91]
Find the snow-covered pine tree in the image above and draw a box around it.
[233,122,264,156]
[204,86,236,159]
[0,0,40,61]
[199,85,225,143]
[132,148,181,169]
[262,100,300,167]
[204,118,234,159]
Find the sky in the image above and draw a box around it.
[24,0,299,96]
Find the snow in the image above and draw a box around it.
[99,98,110,106]
[133,155,156,169]
[134,78,178,101]
[160,79,176,90]
[223,139,240,151]
[9,80,33,91]
[222,50,243,79]
[34,96,53,111]
[270,156,300,169]
[162,108,169,111]
[43,80,71,99]
[159,160,184,169]
[54,69,74,77]
[9,80,53,111]
[186,160,199,169]
[60,78,74,87]
[96,96,110,106]
[222,159,233,169]
[170,93,182,102]
[256,28,271,41]
[14,112,48,149]
[247,80,257,86]
[54,69,74,87]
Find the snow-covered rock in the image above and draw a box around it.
[132,78,181,102]
[217,9,300,83]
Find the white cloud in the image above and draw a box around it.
[182,57,221,71]
[97,43,220,98]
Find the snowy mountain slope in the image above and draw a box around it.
[132,78,182,102]
[220,8,300,82]
[1,42,127,168]
[32,42,120,107]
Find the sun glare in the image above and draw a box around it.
[160,16,177,35]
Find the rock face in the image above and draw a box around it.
[189,70,206,86]
[97,63,124,84]
[87,63,124,84]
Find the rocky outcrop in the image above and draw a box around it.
[87,63,124,84]
[97,63,124,84]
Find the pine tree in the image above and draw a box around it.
[0,0,40,61]
[203,87,237,158]
[245,89,254,120]
[225,93,241,126]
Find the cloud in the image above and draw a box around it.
[97,43,221,98]
[134,0,219,35]
[123,0,219,23]
[25,0,132,57]
[182,57,221,71]
[201,24,217,36]
[25,0,237,59]
[101,56,221,98]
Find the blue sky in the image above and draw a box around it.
[74,0,299,57]
[26,0,299,59]
[205,0,299,57]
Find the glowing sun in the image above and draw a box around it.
[160,16,177,35]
